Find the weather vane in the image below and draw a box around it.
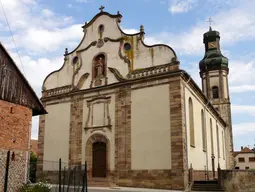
[99,5,105,12]
[207,17,213,29]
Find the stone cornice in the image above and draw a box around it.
[41,69,226,127]
[41,66,181,101]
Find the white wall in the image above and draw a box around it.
[131,84,171,170]
[43,102,71,170]
[235,153,255,169]
[184,85,227,170]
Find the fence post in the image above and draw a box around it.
[85,161,88,192]
[59,158,62,192]
[4,150,10,192]
[63,167,66,192]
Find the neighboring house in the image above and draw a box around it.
[37,8,233,190]
[30,139,38,156]
[234,147,255,170]
[0,42,46,191]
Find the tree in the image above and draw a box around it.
[29,152,37,183]
[30,152,37,162]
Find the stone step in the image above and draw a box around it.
[87,177,111,187]
[192,184,224,191]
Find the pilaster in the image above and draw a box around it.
[169,78,188,190]
[68,95,84,166]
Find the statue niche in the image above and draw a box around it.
[92,54,107,87]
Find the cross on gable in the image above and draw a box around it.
[99,5,105,12]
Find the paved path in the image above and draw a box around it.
[51,186,182,192]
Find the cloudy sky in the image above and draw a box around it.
[0,0,254,150]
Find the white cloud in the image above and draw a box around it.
[42,9,55,18]
[169,0,197,14]
[0,0,73,31]
[31,117,39,139]
[232,105,255,117]
[9,51,64,96]
[164,1,255,55]
[230,85,255,93]
[233,122,255,136]
[14,24,83,53]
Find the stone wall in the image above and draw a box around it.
[0,149,28,191]
[220,170,255,192]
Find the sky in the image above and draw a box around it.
[0,0,254,151]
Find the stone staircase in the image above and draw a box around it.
[192,180,224,191]
[87,177,118,187]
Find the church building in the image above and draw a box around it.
[37,8,233,190]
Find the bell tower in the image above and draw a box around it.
[199,27,234,168]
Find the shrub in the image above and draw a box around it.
[20,182,52,192]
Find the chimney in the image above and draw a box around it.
[241,146,244,150]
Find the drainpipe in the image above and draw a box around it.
[204,102,210,180]
[184,76,191,172]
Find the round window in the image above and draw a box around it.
[73,56,79,64]
[124,43,131,51]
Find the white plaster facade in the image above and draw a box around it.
[131,84,171,170]
[184,83,227,171]
[43,102,71,170]
[39,10,230,184]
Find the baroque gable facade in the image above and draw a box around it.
[38,9,232,190]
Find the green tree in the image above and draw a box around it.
[29,152,37,183]
[30,152,37,162]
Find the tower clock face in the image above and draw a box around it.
[208,41,217,49]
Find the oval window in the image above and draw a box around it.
[124,43,131,51]
[73,56,79,65]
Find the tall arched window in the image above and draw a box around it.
[216,125,220,158]
[201,109,206,152]
[212,86,219,99]
[189,98,195,147]
[210,119,214,154]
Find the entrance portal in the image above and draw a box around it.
[92,142,107,177]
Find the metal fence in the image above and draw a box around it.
[0,150,88,192]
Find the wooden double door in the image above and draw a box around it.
[92,142,107,177]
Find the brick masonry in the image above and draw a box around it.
[0,99,32,191]
[69,95,84,166]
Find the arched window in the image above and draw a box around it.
[216,125,220,158]
[212,86,219,99]
[210,119,214,154]
[201,109,206,152]
[189,98,195,147]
